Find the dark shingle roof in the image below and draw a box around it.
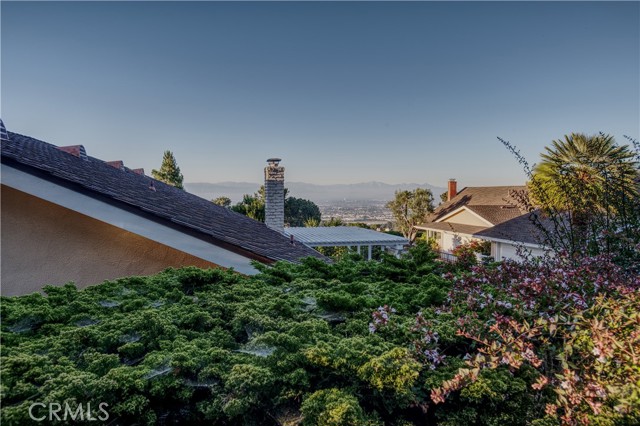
[473,211,553,246]
[1,131,325,264]
[428,186,528,225]
[416,222,488,235]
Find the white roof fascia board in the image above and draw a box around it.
[435,206,494,227]
[2,164,259,275]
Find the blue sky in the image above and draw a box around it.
[2,1,638,187]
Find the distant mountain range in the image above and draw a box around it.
[186,181,446,204]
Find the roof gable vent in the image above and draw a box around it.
[0,119,9,142]
[58,145,88,160]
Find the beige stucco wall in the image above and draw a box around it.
[441,209,489,227]
[1,185,220,296]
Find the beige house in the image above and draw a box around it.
[415,179,546,260]
[1,122,324,296]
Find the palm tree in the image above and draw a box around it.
[530,133,637,210]
[529,133,639,256]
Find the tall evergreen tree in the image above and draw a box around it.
[152,150,184,189]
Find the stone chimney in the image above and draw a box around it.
[447,178,457,201]
[264,158,285,233]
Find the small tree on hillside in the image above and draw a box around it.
[152,150,184,189]
[386,188,434,242]
[304,217,320,227]
[212,196,232,208]
[285,197,321,227]
[322,217,344,227]
[439,191,448,204]
[231,193,265,221]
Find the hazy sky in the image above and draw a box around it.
[2,1,638,186]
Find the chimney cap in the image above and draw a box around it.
[267,158,282,166]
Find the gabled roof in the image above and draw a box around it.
[1,131,325,264]
[473,210,552,246]
[428,186,528,226]
[417,222,488,235]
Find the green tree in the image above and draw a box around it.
[439,191,448,204]
[322,217,344,227]
[529,133,638,214]
[285,197,322,227]
[151,150,184,189]
[304,217,320,227]
[528,133,639,259]
[231,193,265,221]
[212,196,231,208]
[386,188,434,242]
[500,133,640,268]
[230,186,321,226]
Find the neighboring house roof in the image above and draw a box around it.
[284,226,409,247]
[415,185,550,248]
[464,204,525,226]
[429,186,528,224]
[419,222,488,235]
[1,130,325,264]
[473,210,554,246]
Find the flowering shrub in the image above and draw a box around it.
[431,254,640,425]
[368,305,396,333]
[451,240,491,268]
[451,240,491,257]
[412,311,447,371]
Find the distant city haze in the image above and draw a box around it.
[186,181,446,204]
[187,180,448,224]
[2,2,638,186]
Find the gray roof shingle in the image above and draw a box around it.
[473,210,553,245]
[1,131,325,264]
[416,222,489,235]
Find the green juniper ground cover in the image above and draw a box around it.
[2,244,639,426]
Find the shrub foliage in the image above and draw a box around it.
[2,244,638,425]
